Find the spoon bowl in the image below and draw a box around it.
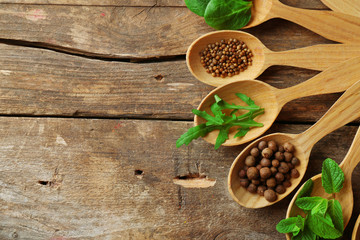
[194,80,278,146]
[228,79,360,208]
[228,133,307,208]
[187,31,360,87]
[286,127,360,239]
[195,56,360,147]
[245,0,274,28]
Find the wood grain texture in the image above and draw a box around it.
[0,43,348,122]
[0,2,333,59]
[0,0,329,9]
[0,118,359,239]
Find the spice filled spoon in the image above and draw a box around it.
[286,126,360,239]
[195,56,360,146]
[187,31,360,87]
[244,0,360,44]
[227,78,360,208]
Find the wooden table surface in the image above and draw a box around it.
[1,0,360,239]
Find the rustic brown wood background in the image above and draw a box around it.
[1,0,359,239]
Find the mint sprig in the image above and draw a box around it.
[176,93,264,150]
[276,158,345,239]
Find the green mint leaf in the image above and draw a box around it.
[308,212,342,239]
[176,124,217,148]
[192,109,224,126]
[214,125,231,149]
[322,158,345,194]
[234,127,249,138]
[184,0,210,17]
[276,215,305,234]
[204,0,252,30]
[327,199,344,233]
[295,197,328,215]
[292,224,317,240]
[297,179,314,199]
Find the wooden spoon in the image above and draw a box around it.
[187,31,360,87]
[353,214,360,240]
[228,79,360,208]
[245,0,360,44]
[286,127,360,239]
[195,56,360,146]
[320,0,360,17]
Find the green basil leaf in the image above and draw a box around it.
[184,0,211,17]
[295,197,328,215]
[276,215,304,234]
[214,125,231,149]
[322,158,345,194]
[327,199,344,233]
[192,109,224,126]
[297,179,314,199]
[308,213,342,239]
[234,127,249,138]
[204,0,252,30]
[176,123,218,147]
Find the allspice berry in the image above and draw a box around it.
[275,185,286,194]
[247,167,259,180]
[260,167,272,179]
[291,157,300,166]
[262,148,273,159]
[270,167,278,175]
[275,172,285,182]
[274,152,284,161]
[247,183,257,193]
[266,177,277,188]
[284,142,295,153]
[284,152,293,162]
[256,164,262,171]
[238,169,246,178]
[240,179,250,188]
[278,162,290,174]
[268,140,278,152]
[258,140,267,150]
[260,158,271,167]
[272,159,280,168]
[283,180,292,188]
[264,189,277,202]
[291,169,300,178]
[278,145,285,153]
[252,179,261,185]
[257,185,267,196]
[245,155,256,167]
[250,147,260,157]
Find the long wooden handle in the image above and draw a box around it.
[265,44,360,71]
[339,127,360,177]
[295,80,360,153]
[320,0,360,17]
[276,56,360,107]
[271,0,360,43]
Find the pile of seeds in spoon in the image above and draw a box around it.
[200,38,253,78]
[238,140,300,202]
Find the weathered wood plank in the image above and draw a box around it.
[0,2,333,58]
[0,43,345,122]
[0,118,358,239]
[0,0,329,9]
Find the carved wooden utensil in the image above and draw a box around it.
[286,127,360,239]
[228,79,360,208]
[320,0,360,17]
[245,0,360,43]
[195,56,360,146]
[187,30,360,87]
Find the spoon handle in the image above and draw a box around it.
[276,56,360,107]
[339,127,360,176]
[265,44,360,71]
[295,79,360,153]
[320,0,360,17]
[270,0,360,43]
